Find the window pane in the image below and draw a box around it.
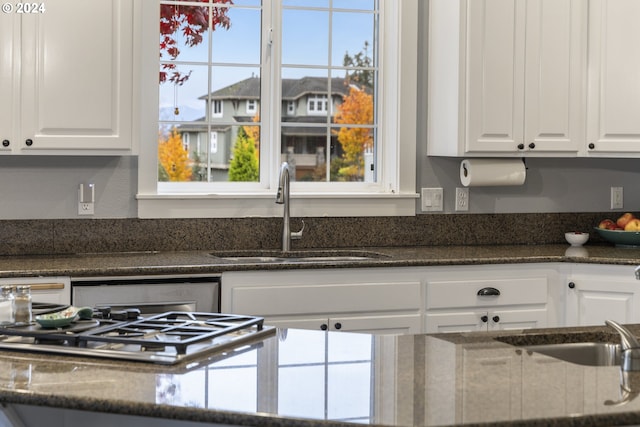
[333,0,376,11]
[159,64,209,122]
[282,9,329,66]
[283,0,329,7]
[159,3,211,64]
[212,7,261,64]
[332,12,376,69]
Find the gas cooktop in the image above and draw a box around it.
[0,309,276,365]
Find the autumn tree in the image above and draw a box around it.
[229,127,259,181]
[158,127,193,182]
[333,86,374,181]
[159,1,233,85]
[243,113,260,156]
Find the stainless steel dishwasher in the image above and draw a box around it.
[71,274,220,315]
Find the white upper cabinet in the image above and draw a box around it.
[427,0,586,157]
[586,0,640,155]
[3,0,135,155]
[0,12,17,154]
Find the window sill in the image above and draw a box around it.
[136,192,419,218]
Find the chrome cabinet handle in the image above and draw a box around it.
[477,287,500,296]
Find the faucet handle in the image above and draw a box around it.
[291,220,305,240]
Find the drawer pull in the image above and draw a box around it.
[492,315,500,323]
[481,315,489,323]
[477,287,500,296]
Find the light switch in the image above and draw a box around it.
[79,183,94,203]
[421,188,443,212]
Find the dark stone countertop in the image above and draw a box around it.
[0,243,637,278]
[2,325,640,426]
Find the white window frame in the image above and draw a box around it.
[137,0,418,218]
[287,100,295,115]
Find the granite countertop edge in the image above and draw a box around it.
[0,243,636,278]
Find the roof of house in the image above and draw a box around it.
[200,76,353,101]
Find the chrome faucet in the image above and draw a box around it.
[635,265,640,280]
[606,320,640,372]
[276,162,304,252]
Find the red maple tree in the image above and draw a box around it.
[159,1,233,85]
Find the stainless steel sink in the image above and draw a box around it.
[209,250,387,263]
[524,342,622,366]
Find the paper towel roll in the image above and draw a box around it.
[460,159,526,187]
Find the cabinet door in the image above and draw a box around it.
[565,276,640,326]
[265,314,422,335]
[425,311,488,333]
[19,0,134,154]
[523,0,584,153]
[0,13,16,154]
[330,314,422,335]
[487,308,548,331]
[426,309,547,333]
[587,0,640,153]
[466,0,525,152]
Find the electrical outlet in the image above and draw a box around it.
[78,183,95,216]
[611,187,623,209]
[421,188,444,212]
[78,202,94,215]
[455,187,469,211]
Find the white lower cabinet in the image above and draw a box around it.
[221,262,640,334]
[565,264,640,326]
[424,264,560,333]
[221,268,424,334]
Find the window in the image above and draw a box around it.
[306,95,328,115]
[212,100,223,118]
[246,99,257,114]
[139,0,418,217]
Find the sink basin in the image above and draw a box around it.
[209,250,387,263]
[524,342,622,366]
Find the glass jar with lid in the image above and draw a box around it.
[0,286,15,325]
[14,285,32,324]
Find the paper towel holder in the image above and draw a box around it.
[462,158,528,178]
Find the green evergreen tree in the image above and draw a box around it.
[229,127,259,181]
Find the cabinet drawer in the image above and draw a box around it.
[230,281,422,317]
[426,276,547,310]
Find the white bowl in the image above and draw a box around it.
[565,232,589,246]
[565,246,589,258]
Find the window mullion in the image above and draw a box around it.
[265,0,282,191]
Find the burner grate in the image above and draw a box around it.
[78,312,266,354]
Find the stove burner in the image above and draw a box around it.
[80,312,267,355]
[0,311,275,364]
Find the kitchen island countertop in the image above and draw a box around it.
[2,324,640,426]
[0,243,637,278]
